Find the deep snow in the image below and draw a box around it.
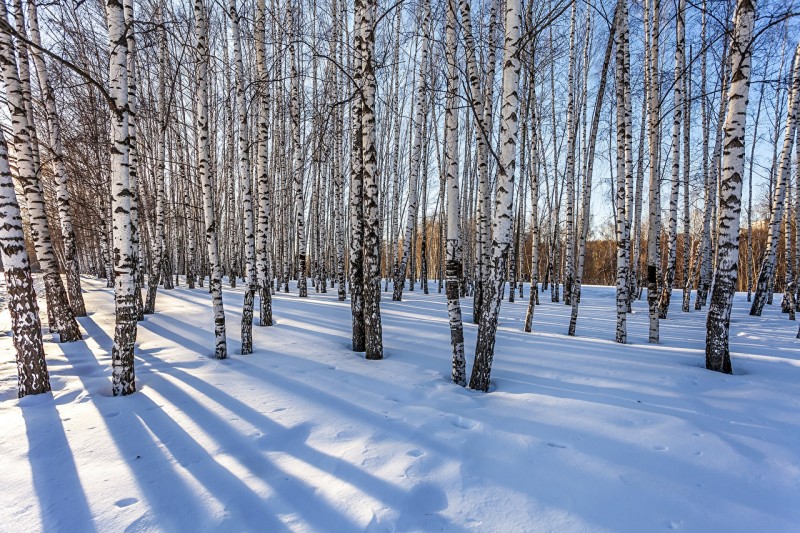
[1,276,799,532]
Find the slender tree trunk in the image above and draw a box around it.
[706,0,756,373]
[0,126,50,398]
[681,50,693,312]
[750,44,800,316]
[360,0,383,360]
[745,62,767,303]
[123,0,144,320]
[334,0,346,302]
[393,0,430,302]
[26,0,86,318]
[350,0,366,351]
[469,0,521,392]
[658,0,685,319]
[795,132,800,311]
[0,2,80,343]
[473,0,499,321]
[631,79,647,305]
[255,0,273,325]
[697,10,728,311]
[229,0,257,353]
[288,3,307,299]
[645,0,661,343]
[614,0,632,344]
[445,0,465,385]
[524,66,541,333]
[104,0,137,394]
[569,9,614,337]
[194,0,227,359]
[784,177,795,317]
[145,17,169,315]
[563,2,578,306]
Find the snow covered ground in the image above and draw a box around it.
[1,276,799,532]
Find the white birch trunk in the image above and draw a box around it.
[524,74,540,333]
[614,0,631,344]
[750,43,800,316]
[289,3,307,299]
[469,0,521,392]
[193,0,227,359]
[658,0,685,319]
[445,0,465,385]
[706,0,756,373]
[26,0,86,318]
[393,0,430,302]
[350,0,365,351]
[0,2,80,343]
[145,17,168,315]
[681,51,693,312]
[0,125,50,397]
[645,0,661,343]
[360,0,383,360]
[255,0,273,325]
[569,10,615,337]
[104,0,137,394]
[563,2,578,306]
[229,0,257,353]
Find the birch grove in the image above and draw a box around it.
[0,0,797,397]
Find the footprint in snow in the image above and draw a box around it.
[406,449,423,458]
[653,445,668,451]
[115,497,139,508]
[545,442,568,449]
[336,429,357,440]
[450,416,479,430]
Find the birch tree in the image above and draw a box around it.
[445,0,465,385]
[750,43,800,317]
[229,0,257,353]
[144,16,169,315]
[360,0,383,360]
[658,0,686,319]
[255,0,273,326]
[681,54,693,313]
[563,2,578,306]
[470,0,522,392]
[194,0,227,359]
[289,2,308,299]
[523,72,541,333]
[0,1,81,343]
[570,9,616,337]
[105,0,137,395]
[0,125,50,398]
[645,0,661,343]
[614,0,632,344]
[350,0,366,351]
[26,0,86,318]
[706,0,756,373]
[393,0,430,303]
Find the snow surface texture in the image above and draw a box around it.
[1,276,799,532]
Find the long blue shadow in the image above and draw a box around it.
[21,400,96,532]
[76,316,279,530]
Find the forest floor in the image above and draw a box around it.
[1,275,799,532]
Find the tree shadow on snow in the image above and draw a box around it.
[21,399,96,532]
[79,316,292,528]
[136,349,466,531]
